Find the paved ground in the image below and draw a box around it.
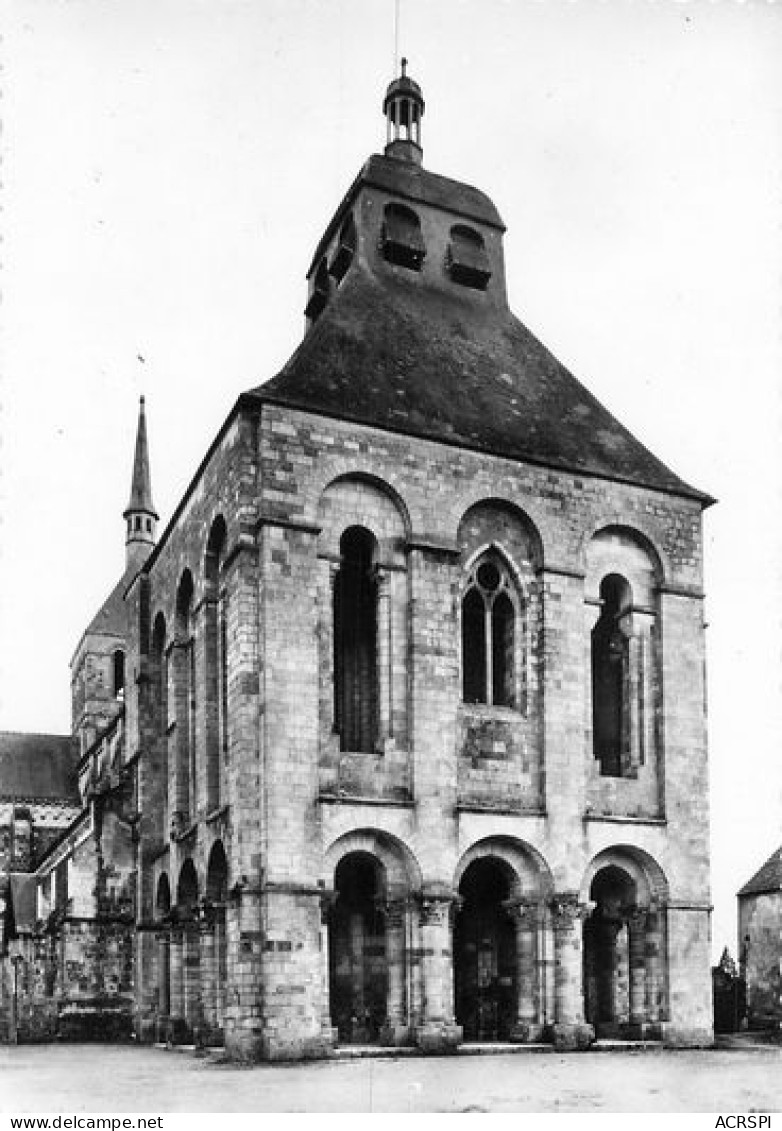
[1,1041,781,1113]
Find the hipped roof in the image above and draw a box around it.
[738,846,782,898]
[252,265,712,504]
[0,732,79,803]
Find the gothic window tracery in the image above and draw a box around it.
[462,556,517,708]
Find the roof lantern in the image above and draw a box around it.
[383,58,425,165]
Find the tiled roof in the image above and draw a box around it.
[738,845,782,898]
[252,263,712,504]
[0,732,79,803]
[85,571,130,638]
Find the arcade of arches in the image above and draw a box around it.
[149,839,669,1047]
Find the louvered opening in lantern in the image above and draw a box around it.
[447,224,492,290]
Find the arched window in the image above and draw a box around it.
[462,557,517,707]
[151,614,168,830]
[204,518,227,814]
[174,571,196,825]
[591,574,632,777]
[333,526,378,753]
[112,649,125,700]
[381,203,425,270]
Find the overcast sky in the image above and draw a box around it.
[2,0,781,959]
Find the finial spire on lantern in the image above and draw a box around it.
[383,59,425,165]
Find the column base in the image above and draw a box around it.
[550,1022,595,1051]
[165,1016,192,1045]
[621,1020,662,1041]
[378,1021,412,1047]
[225,1026,334,1062]
[660,1022,714,1048]
[136,1016,157,1044]
[415,1021,463,1053]
[510,1020,546,1044]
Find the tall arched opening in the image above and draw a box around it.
[328,851,387,1043]
[154,874,171,1041]
[582,852,667,1040]
[454,857,516,1041]
[204,841,228,1045]
[175,858,200,1042]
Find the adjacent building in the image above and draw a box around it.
[738,845,782,1030]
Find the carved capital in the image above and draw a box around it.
[549,892,589,931]
[625,904,649,932]
[379,897,408,929]
[502,897,544,929]
[419,892,458,928]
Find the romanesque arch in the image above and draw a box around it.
[204,518,228,813]
[580,845,669,1039]
[204,840,229,1045]
[324,829,421,1045]
[317,475,411,785]
[154,873,171,1035]
[585,527,663,784]
[453,838,553,1042]
[174,858,200,1040]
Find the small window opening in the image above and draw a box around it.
[333,526,378,753]
[447,225,492,290]
[146,518,152,533]
[591,574,632,777]
[113,649,125,700]
[330,213,356,283]
[381,203,425,271]
[462,556,516,707]
[305,257,331,322]
[134,516,142,532]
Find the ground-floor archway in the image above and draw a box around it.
[582,848,668,1039]
[454,857,516,1041]
[328,850,388,1043]
[453,838,554,1043]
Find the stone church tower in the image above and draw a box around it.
[117,66,714,1058]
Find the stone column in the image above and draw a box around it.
[168,926,185,1043]
[550,893,594,1049]
[214,903,227,1039]
[381,898,409,1045]
[199,916,216,1042]
[633,610,656,768]
[415,889,462,1052]
[645,902,665,1028]
[503,898,542,1042]
[319,891,338,1047]
[155,929,170,1042]
[627,906,648,1034]
[183,921,202,1043]
[375,570,393,750]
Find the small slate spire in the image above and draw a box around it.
[123,395,158,569]
[383,58,425,165]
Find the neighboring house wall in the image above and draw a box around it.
[740,891,782,1029]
